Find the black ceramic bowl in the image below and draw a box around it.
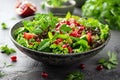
[10,16,110,66]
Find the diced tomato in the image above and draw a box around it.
[87,32,91,45]
[24,32,34,40]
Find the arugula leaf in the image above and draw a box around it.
[38,39,50,51]
[66,12,71,20]
[0,45,16,55]
[48,32,53,40]
[98,51,118,70]
[1,22,7,29]
[66,71,84,80]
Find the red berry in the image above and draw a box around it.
[41,72,48,78]
[11,56,17,62]
[79,64,85,69]
[96,65,103,71]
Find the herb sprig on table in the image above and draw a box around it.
[1,22,7,29]
[98,51,118,70]
[66,71,84,80]
[0,45,16,55]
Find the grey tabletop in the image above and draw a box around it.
[0,0,120,80]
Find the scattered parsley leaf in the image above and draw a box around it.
[1,22,7,29]
[0,45,16,55]
[0,71,5,78]
[98,51,118,70]
[11,17,17,20]
[66,71,84,80]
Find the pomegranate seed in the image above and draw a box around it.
[79,64,85,69]
[79,26,85,31]
[62,44,69,48]
[52,31,55,35]
[41,72,48,78]
[54,38,63,44]
[11,56,17,62]
[36,38,41,42]
[96,65,103,71]
[68,47,72,53]
[66,21,70,25]
[70,31,78,37]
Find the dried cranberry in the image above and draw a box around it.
[11,56,17,62]
[41,72,48,78]
[79,64,85,69]
[96,65,103,71]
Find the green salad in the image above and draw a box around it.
[14,13,109,54]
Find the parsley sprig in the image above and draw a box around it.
[0,45,16,55]
[98,51,118,70]
[66,71,84,80]
[1,22,7,29]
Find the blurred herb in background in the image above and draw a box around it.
[82,0,120,30]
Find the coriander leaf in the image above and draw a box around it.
[38,39,50,51]
[0,45,16,55]
[66,71,84,80]
[1,22,7,29]
[60,24,72,33]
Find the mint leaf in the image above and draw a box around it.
[60,24,72,33]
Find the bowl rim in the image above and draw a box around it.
[10,17,111,57]
[45,0,76,8]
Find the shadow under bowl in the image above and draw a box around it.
[10,16,111,66]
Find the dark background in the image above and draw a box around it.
[0,0,120,80]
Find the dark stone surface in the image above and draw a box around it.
[0,0,120,80]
